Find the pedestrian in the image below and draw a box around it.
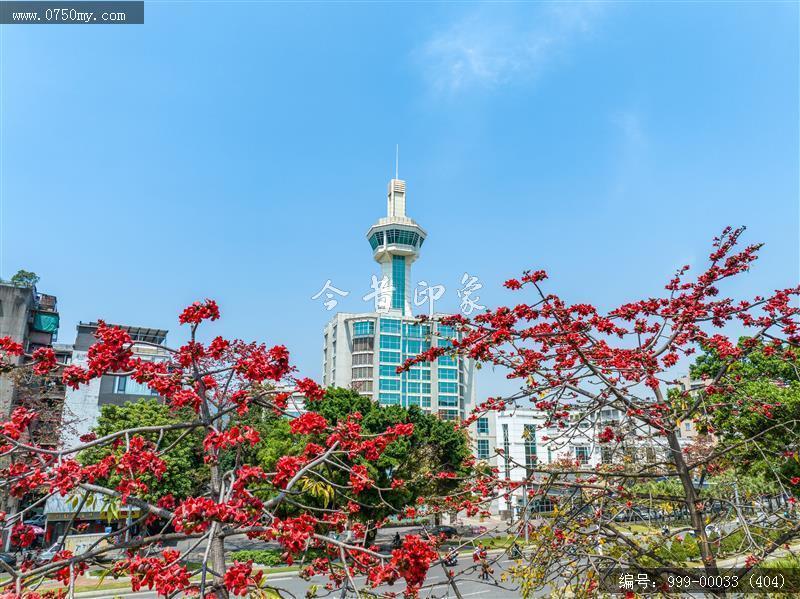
[480,559,492,580]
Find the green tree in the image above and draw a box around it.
[79,399,208,502]
[9,270,39,288]
[690,340,800,488]
[237,388,474,543]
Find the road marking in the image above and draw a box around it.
[462,592,491,597]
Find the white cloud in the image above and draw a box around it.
[418,2,608,94]
[609,108,649,198]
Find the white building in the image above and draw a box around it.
[493,402,687,518]
[61,322,170,448]
[494,407,602,519]
[322,177,493,452]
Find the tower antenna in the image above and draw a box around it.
[395,144,399,179]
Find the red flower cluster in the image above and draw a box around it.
[268,515,317,559]
[234,343,291,382]
[52,550,88,585]
[1,407,36,440]
[295,377,325,402]
[31,347,57,375]
[0,336,23,357]
[178,299,220,325]
[349,464,373,494]
[172,497,244,533]
[369,535,438,596]
[223,560,263,595]
[202,426,260,460]
[118,436,167,480]
[114,549,191,596]
[169,388,202,412]
[289,412,328,435]
[272,455,306,489]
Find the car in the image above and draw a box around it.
[23,515,46,528]
[35,542,61,565]
[426,525,458,538]
[0,553,16,568]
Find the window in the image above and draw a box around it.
[392,256,405,311]
[355,380,373,393]
[379,393,400,405]
[380,318,401,334]
[353,337,374,352]
[439,395,458,407]
[421,382,431,394]
[380,378,401,391]
[407,382,421,394]
[407,395,420,406]
[524,424,537,471]
[403,339,430,355]
[439,381,458,394]
[439,368,457,380]
[439,409,458,421]
[438,324,455,338]
[379,351,400,364]
[384,229,420,247]
[351,367,372,379]
[502,424,511,478]
[115,374,156,397]
[380,335,401,350]
[575,446,590,465]
[684,421,691,432]
[368,231,384,249]
[380,365,399,377]
[353,353,372,366]
[477,439,490,459]
[421,396,431,408]
[601,446,614,464]
[353,321,374,337]
[404,323,431,338]
[477,417,489,435]
[438,355,456,367]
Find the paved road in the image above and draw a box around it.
[81,555,548,598]
[263,555,526,598]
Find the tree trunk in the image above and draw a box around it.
[208,463,229,598]
[666,431,721,582]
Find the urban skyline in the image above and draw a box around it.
[2,2,796,404]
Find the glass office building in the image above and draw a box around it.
[322,177,479,423]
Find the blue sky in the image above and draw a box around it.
[1,1,797,397]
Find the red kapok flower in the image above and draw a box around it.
[178,299,220,325]
[31,347,57,375]
[289,412,328,435]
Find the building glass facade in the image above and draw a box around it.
[322,176,486,462]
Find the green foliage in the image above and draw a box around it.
[656,534,700,562]
[229,549,285,566]
[9,270,39,288]
[230,548,326,566]
[237,388,473,527]
[79,399,207,501]
[691,340,800,487]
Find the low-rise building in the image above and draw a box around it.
[0,281,60,418]
[61,322,169,447]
